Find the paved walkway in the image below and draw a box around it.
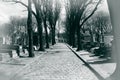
[11,43,99,80]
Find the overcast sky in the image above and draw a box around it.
[0,0,27,25]
[0,0,109,25]
[98,0,109,14]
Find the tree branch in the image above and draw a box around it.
[80,0,102,27]
[11,1,37,19]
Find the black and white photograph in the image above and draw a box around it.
[0,0,119,80]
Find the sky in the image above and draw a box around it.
[0,0,27,25]
[0,0,109,25]
[98,0,109,14]
[58,0,110,33]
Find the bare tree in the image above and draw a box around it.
[10,17,27,45]
[65,0,102,51]
[76,0,102,51]
[65,0,78,47]
[87,12,112,44]
[13,0,58,50]
[12,0,45,51]
[33,0,45,51]
[41,0,50,48]
[27,0,34,57]
[47,0,61,45]
[52,1,61,45]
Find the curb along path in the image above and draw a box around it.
[66,44,116,80]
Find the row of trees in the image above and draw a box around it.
[2,0,61,57]
[85,12,112,44]
[16,0,61,57]
[64,0,111,51]
[4,0,112,57]
[26,0,60,56]
[1,16,28,45]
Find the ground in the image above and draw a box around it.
[0,43,116,80]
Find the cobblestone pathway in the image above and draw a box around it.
[12,43,99,80]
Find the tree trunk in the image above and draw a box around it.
[96,32,100,44]
[76,26,83,51]
[107,0,120,80]
[89,26,94,43]
[11,34,15,44]
[44,19,49,48]
[68,24,76,47]
[52,25,56,45]
[68,34,72,46]
[101,26,104,43]
[27,0,34,57]
[33,0,44,51]
[72,32,76,48]
[37,20,44,51]
[90,31,94,43]
[68,27,72,46]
